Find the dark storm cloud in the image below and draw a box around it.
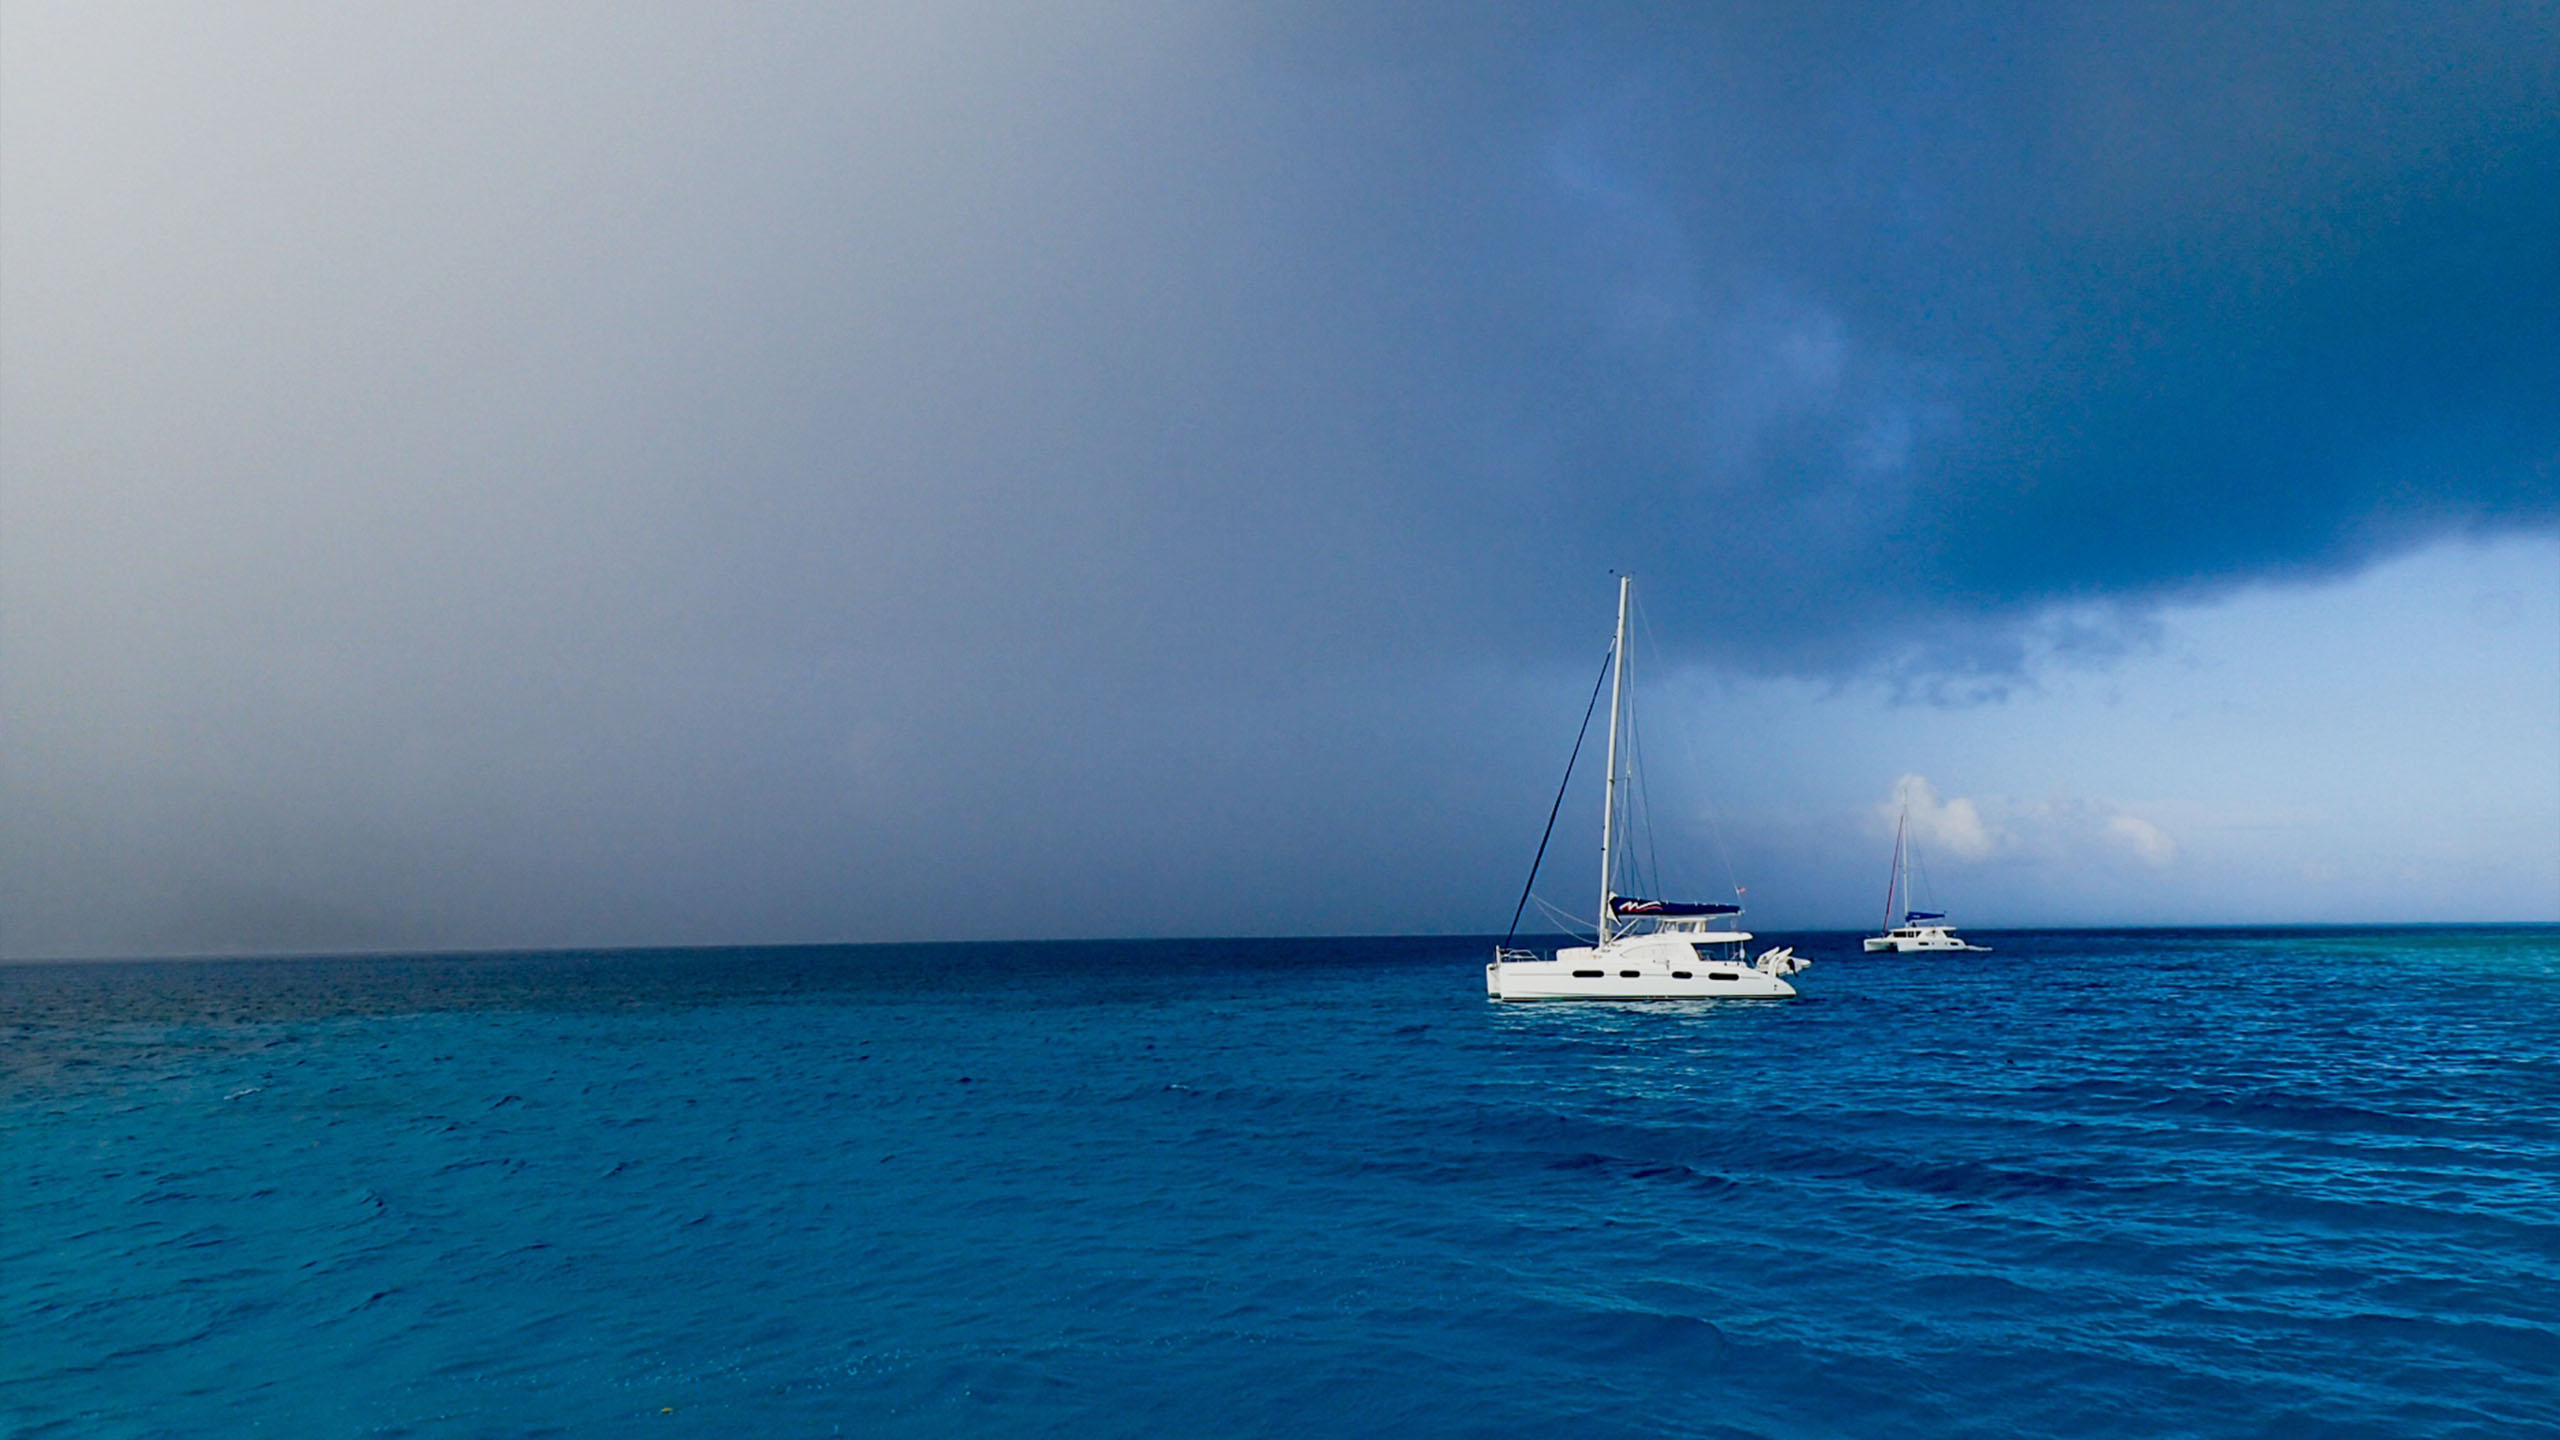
[3,2,2553,953]
[1349,1,2560,670]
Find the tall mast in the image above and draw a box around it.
[1598,575,1631,945]
[1883,799,1906,932]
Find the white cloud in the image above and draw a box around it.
[2104,813,2178,866]
[1883,774,1997,860]
[1882,774,2176,870]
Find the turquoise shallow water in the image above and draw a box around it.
[5,928,2557,1437]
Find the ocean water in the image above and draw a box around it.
[4,928,2556,1438]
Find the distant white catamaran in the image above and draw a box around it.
[1863,786,1990,954]
[1487,577,1808,1001]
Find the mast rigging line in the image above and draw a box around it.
[1530,891,1594,940]
[1633,592,1745,906]
[1504,641,1616,949]
[1626,671,1664,906]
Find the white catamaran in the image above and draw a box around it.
[1862,786,1990,953]
[1487,577,1807,1001]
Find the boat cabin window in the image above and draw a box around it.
[1672,971,1693,979]
[1619,970,1641,978]
[1572,969,1603,978]
[1710,971,1739,981]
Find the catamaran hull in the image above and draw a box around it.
[1487,937,1797,1001]
[1487,963,1796,1000]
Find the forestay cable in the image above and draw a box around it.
[1504,643,1615,949]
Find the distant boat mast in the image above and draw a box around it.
[1882,795,1907,935]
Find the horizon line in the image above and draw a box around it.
[7,920,2556,966]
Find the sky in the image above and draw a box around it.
[3,2,2554,958]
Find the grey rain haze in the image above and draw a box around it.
[4,3,2555,956]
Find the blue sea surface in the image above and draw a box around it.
[5,929,2557,1437]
